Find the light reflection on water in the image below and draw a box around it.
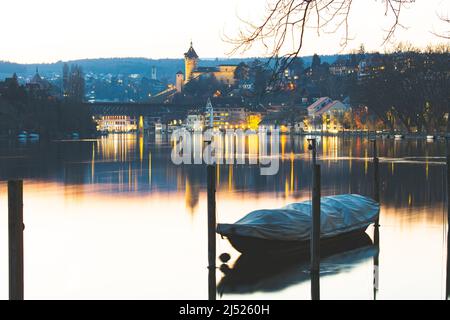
[0,133,448,299]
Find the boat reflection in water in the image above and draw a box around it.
[218,233,376,296]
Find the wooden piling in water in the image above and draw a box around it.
[447,144,449,232]
[8,180,24,300]
[311,142,317,166]
[207,164,216,300]
[310,164,321,300]
[372,140,380,228]
[311,164,321,272]
[372,140,380,203]
[446,141,450,300]
[371,139,381,298]
[311,271,320,300]
[373,223,380,300]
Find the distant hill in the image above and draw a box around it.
[0,61,27,75]
[0,55,341,82]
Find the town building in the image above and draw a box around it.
[27,68,51,91]
[357,54,385,80]
[307,97,334,117]
[258,104,307,133]
[317,100,349,119]
[182,42,238,88]
[205,107,247,129]
[306,97,351,132]
[202,98,248,129]
[185,114,204,132]
[329,58,357,76]
[95,115,137,133]
[191,65,237,85]
[258,113,293,133]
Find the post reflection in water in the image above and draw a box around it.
[311,272,320,301]
[0,133,448,299]
[447,215,450,301]
[446,140,450,301]
[373,225,380,300]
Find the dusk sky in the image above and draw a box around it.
[1,0,448,63]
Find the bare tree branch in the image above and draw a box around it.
[226,0,415,74]
[431,12,450,39]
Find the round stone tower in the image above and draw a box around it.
[184,41,199,83]
[176,71,184,92]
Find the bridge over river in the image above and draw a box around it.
[85,102,191,120]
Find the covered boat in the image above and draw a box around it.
[218,233,376,294]
[216,194,379,255]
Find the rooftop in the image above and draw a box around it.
[184,42,199,60]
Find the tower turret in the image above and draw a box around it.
[176,71,184,93]
[184,41,199,83]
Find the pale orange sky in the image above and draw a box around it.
[0,0,448,63]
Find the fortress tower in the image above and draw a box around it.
[176,71,184,93]
[184,41,199,83]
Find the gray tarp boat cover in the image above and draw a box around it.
[216,194,379,241]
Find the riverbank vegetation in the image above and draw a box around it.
[0,72,95,138]
[349,45,449,134]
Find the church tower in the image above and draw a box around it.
[205,97,214,129]
[184,41,198,83]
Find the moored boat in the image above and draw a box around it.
[71,132,80,139]
[217,194,379,255]
[28,133,40,140]
[17,131,28,141]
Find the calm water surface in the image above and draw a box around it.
[0,133,448,299]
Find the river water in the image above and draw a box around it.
[0,133,448,299]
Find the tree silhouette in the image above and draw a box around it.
[228,0,415,73]
[63,64,85,102]
[432,13,450,39]
[350,45,450,133]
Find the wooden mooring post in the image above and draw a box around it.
[311,164,321,273]
[372,139,380,203]
[373,222,380,300]
[372,139,380,227]
[371,139,381,299]
[308,138,320,300]
[311,164,321,300]
[446,139,450,300]
[8,180,24,300]
[206,164,217,301]
[445,137,450,300]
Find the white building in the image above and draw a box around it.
[186,114,205,132]
[307,97,333,117]
[96,116,137,133]
[306,97,351,132]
